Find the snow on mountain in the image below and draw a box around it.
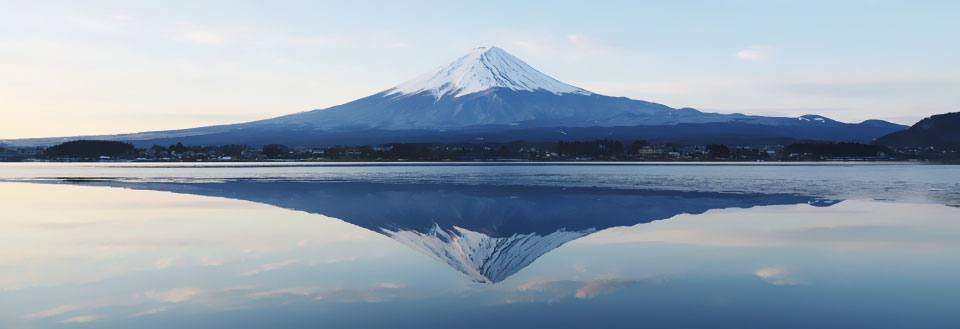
[384,224,593,283]
[798,114,834,123]
[387,46,591,99]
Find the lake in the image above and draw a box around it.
[1,163,958,328]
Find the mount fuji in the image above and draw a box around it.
[4,46,905,147]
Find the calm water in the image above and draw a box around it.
[1,163,958,328]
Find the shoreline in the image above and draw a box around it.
[1,160,955,166]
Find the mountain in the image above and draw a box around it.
[32,179,840,283]
[876,112,960,149]
[2,46,906,147]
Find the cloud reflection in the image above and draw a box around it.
[511,278,641,302]
[754,267,802,286]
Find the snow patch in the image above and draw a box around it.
[388,46,591,99]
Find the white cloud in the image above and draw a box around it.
[130,307,167,317]
[145,287,203,303]
[240,259,298,276]
[736,46,774,61]
[25,304,85,319]
[183,30,227,45]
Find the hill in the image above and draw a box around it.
[876,112,960,149]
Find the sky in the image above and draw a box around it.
[1,0,958,139]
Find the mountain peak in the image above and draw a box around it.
[388,46,591,99]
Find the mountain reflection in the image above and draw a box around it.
[62,180,839,283]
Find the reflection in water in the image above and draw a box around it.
[61,180,839,283]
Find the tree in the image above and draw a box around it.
[169,142,188,154]
[706,144,730,159]
[219,144,247,158]
[262,144,289,157]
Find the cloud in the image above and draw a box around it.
[69,14,136,33]
[145,287,203,303]
[566,34,597,49]
[154,256,177,269]
[240,259,298,276]
[130,307,167,317]
[754,267,801,286]
[772,79,960,99]
[59,315,99,324]
[736,46,774,61]
[199,256,224,266]
[247,287,316,299]
[377,282,406,289]
[25,304,85,319]
[243,284,411,303]
[575,279,639,299]
[513,278,640,301]
[183,30,227,45]
[282,33,349,48]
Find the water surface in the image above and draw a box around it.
[1,163,958,328]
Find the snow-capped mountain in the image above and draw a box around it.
[388,46,590,99]
[2,46,906,147]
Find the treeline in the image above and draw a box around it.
[31,139,916,162]
[43,140,136,159]
[783,142,892,160]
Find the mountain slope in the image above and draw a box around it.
[876,112,960,149]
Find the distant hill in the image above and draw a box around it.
[876,112,960,149]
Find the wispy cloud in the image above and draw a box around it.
[59,315,99,324]
[736,45,774,61]
[154,256,178,269]
[145,287,203,303]
[25,304,86,319]
[377,282,407,289]
[182,29,227,45]
[240,259,298,276]
[130,307,168,317]
[69,14,136,33]
[512,278,640,301]
[575,279,639,299]
[247,287,316,299]
[566,34,600,50]
[199,256,225,266]
[771,79,960,99]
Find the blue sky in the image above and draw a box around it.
[2,0,958,138]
